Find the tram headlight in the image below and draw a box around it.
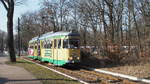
[68,57,73,60]
[77,57,80,60]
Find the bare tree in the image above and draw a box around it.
[0,0,16,62]
[17,0,150,64]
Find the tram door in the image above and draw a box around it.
[37,40,41,57]
[53,39,58,65]
[52,40,54,63]
[57,39,62,65]
[34,43,38,59]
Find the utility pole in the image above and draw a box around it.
[18,17,21,57]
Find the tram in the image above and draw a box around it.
[28,31,80,66]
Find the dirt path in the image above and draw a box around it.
[0,54,42,84]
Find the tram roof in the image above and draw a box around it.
[29,31,80,43]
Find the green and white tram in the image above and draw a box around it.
[28,31,80,66]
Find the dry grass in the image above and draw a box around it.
[100,62,150,78]
[81,52,150,79]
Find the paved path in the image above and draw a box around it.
[0,53,42,84]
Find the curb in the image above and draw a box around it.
[85,67,150,84]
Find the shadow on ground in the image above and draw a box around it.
[60,54,120,70]
[12,78,77,82]
[0,77,8,84]
[61,64,82,70]
[60,57,119,71]
[80,52,123,69]
[0,77,77,84]
[144,77,150,80]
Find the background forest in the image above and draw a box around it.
[13,0,150,65]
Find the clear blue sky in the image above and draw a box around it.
[0,0,42,32]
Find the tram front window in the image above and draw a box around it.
[63,39,79,49]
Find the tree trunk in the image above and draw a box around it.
[102,0,108,50]
[7,0,16,62]
[131,1,142,55]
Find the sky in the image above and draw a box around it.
[0,0,42,33]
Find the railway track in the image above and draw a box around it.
[23,57,139,84]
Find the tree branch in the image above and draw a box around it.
[0,0,8,10]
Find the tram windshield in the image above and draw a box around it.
[63,39,79,49]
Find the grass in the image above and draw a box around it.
[6,59,81,84]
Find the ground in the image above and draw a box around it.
[6,58,80,84]
[0,54,42,84]
[100,62,150,79]
[82,56,150,79]
[0,53,80,84]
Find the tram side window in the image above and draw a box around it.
[58,39,61,48]
[35,45,37,49]
[43,41,47,49]
[54,39,57,48]
[47,41,52,49]
[50,41,52,48]
[44,42,46,48]
[47,41,50,48]
[63,39,68,48]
